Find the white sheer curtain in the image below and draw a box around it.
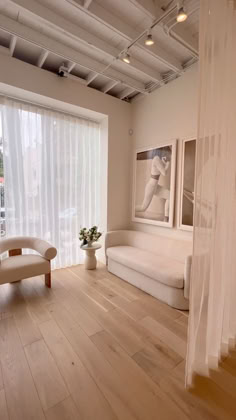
[186,0,236,386]
[0,97,101,269]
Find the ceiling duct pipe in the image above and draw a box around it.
[164,6,199,58]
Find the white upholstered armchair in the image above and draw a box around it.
[0,237,57,288]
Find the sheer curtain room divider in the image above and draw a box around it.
[186,0,236,386]
[0,97,101,269]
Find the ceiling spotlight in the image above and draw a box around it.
[145,31,154,46]
[122,52,131,64]
[177,6,188,22]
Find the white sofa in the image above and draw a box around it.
[0,237,57,288]
[105,230,192,310]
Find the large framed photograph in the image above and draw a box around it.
[132,140,176,228]
[178,138,196,231]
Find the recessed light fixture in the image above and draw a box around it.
[122,52,131,64]
[177,5,188,22]
[145,30,154,46]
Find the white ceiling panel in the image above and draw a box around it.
[89,74,111,89]
[13,37,42,65]
[42,52,65,72]
[70,64,90,79]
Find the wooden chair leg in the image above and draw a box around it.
[45,272,51,288]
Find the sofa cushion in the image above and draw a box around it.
[106,230,192,263]
[106,246,184,289]
[0,254,50,285]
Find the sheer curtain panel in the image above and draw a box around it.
[0,97,100,269]
[186,0,236,386]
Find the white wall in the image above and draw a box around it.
[0,53,132,234]
[131,64,198,240]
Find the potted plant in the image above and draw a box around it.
[79,226,102,247]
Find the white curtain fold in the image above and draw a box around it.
[186,0,236,386]
[0,97,101,269]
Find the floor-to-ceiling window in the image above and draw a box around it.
[0,97,101,269]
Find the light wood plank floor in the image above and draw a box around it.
[0,263,235,420]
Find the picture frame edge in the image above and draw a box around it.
[177,136,196,231]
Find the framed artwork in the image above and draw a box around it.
[132,140,176,228]
[178,138,196,231]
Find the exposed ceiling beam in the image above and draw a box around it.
[9,34,17,56]
[0,14,147,94]
[67,62,76,73]
[86,71,97,85]
[101,80,119,94]
[37,49,48,68]
[83,0,93,9]
[7,0,162,83]
[118,87,136,100]
[128,0,198,54]
[66,0,183,72]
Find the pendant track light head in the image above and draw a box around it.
[145,30,154,46]
[177,5,188,22]
[122,51,131,64]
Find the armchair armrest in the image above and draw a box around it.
[0,237,57,261]
[30,238,57,260]
[184,255,192,299]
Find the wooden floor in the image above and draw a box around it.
[0,263,236,420]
